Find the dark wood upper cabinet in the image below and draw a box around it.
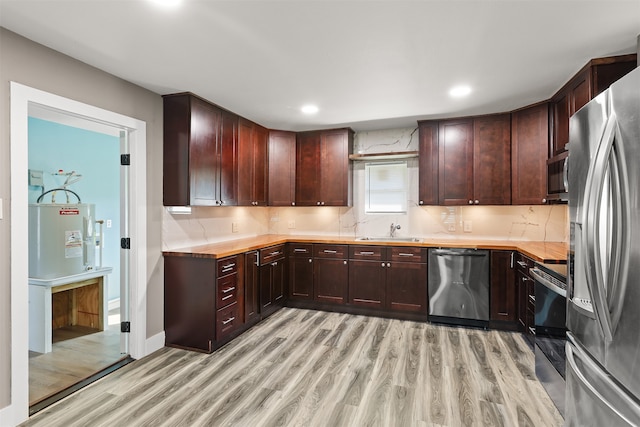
[511,103,549,205]
[473,114,511,205]
[163,93,238,207]
[237,118,268,206]
[418,121,438,206]
[438,119,474,205]
[296,128,354,207]
[268,130,296,206]
[550,54,636,156]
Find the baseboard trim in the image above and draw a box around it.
[145,331,165,356]
[0,403,18,427]
[108,298,120,312]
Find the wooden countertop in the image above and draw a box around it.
[163,234,568,263]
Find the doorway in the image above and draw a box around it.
[26,112,127,410]
[9,82,148,425]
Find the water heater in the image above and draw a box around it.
[29,203,96,279]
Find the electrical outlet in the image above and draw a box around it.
[106,219,112,228]
[288,220,296,229]
[463,220,472,233]
[447,224,455,232]
[232,222,239,233]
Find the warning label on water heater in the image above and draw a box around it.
[65,230,83,258]
[59,208,80,215]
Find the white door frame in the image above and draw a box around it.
[5,82,148,425]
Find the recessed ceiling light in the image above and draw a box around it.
[449,85,472,98]
[301,105,319,115]
[149,0,181,9]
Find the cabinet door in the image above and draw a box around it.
[295,131,321,206]
[253,124,269,206]
[244,251,259,323]
[570,70,591,115]
[314,258,348,304]
[189,98,222,206]
[219,110,238,206]
[320,129,352,206]
[516,270,528,331]
[268,130,296,206]
[237,118,255,206]
[438,119,473,205]
[489,251,517,322]
[164,256,216,352]
[418,121,439,206]
[387,261,427,312]
[473,115,511,205]
[552,90,570,156]
[349,260,386,308]
[259,263,273,312]
[272,258,285,304]
[289,255,313,300]
[511,104,549,205]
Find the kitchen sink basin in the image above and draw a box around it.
[355,236,423,243]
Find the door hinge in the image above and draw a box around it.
[121,154,131,166]
[121,321,131,333]
[121,238,131,249]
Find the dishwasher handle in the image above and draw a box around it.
[431,249,488,257]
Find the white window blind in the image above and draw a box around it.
[365,161,408,213]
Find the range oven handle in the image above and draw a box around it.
[530,268,566,297]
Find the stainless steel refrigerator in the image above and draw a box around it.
[566,65,640,426]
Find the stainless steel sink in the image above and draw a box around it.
[355,236,423,243]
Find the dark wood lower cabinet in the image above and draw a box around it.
[490,250,517,328]
[387,261,427,312]
[288,244,314,300]
[165,243,531,354]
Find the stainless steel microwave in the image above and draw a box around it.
[547,152,568,202]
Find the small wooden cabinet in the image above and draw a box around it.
[313,244,349,304]
[489,250,517,327]
[268,130,296,206]
[259,244,286,318]
[473,114,511,205]
[296,128,354,206]
[244,251,260,324]
[511,103,549,205]
[438,119,474,205]
[163,93,238,207]
[418,121,439,206]
[288,243,314,300]
[348,246,387,308]
[238,118,268,206]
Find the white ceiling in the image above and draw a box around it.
[1,0,639,132]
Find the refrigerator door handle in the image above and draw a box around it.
[566,339,640,425]
[582,112,618,341]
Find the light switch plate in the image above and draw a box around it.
[463,220,472,233]
[232,222,239,233]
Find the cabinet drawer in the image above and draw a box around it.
[217,255,238,277]
[349,245,384,260]
[216,302,240,339]
[389,247,426,263]
[288,243,313,256]
[515,253,534,274]
[217,273,237,309]
[314,244,347,259]
[260,244,285,265]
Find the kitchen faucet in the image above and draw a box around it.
[390,223,401,238]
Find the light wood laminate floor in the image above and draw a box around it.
[23,308,564,426]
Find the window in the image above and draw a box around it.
[365,161,408,213]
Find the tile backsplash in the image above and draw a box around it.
[162,126,568,250]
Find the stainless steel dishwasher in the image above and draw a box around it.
[428,248,490,326]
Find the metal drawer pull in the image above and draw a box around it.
[222,287,235,294]
[323,250,337,254]
[398,253,414,257]
[529,295,535,303]
[222,294,234,301]
[269,251,282,256]
[294,248,307,253]
[359,251,375,255]
[516,261,528,268]
[272,261,278,266]
[222,317,235,325]
[528,327,536,335]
